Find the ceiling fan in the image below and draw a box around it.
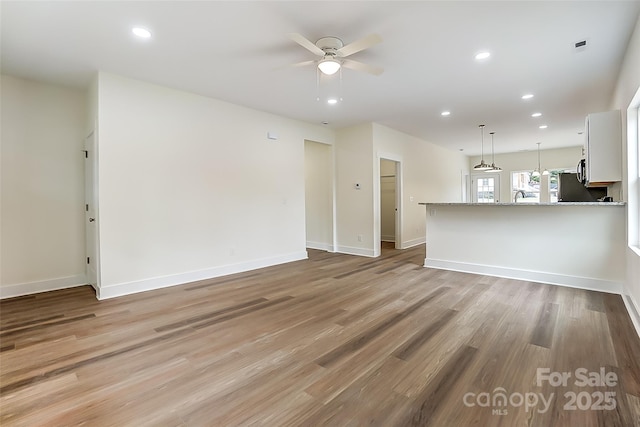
[287,33,384,76]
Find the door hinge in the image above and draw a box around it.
[82,150,88,158]
[86,204,89,212]
[87,257,90,264]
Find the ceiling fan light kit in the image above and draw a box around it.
[318,58,341,75]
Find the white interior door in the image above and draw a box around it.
[84,132,98,287]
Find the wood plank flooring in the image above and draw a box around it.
[1,244,639,426]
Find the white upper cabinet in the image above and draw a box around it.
[584,110,622,186]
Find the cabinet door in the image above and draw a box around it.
[586,110,622,185]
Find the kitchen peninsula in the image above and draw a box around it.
[419,202,626,294]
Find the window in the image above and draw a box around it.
[628,93,640,249]
[549,168,574,202]
[512,169,573,203]
[636,106,640,246]
[512,171,539,203]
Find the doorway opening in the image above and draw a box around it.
[380,159,398,245]
[376,155,402,256]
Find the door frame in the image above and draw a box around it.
[374,152,403,256]
[84,129,101,293]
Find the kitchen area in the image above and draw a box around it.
[420,110,626,295]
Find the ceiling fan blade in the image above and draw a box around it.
[290,60,316,68]
[287,33,325,57]
[337,34,382,57]
[342,59,384,76]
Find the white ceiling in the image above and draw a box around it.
[2,1,639,155]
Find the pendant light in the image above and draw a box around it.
[485,131,502,173]
[473,125,492,171]
[532,142,549,177]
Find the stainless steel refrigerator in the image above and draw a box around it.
[558,173,607,202]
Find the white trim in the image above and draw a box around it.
[424,258,624,294]
[381,235,396,243]
[0,275,88,299]
[85,125,102,291]
[401,236,426,249]
[622,293,640,340]
[335,245,376,257]
[96,251,308,300]
[306,241,334,251]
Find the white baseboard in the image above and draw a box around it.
[424,258,624,295]
[622,293,640,340]
[0,274,87,299]
[306,241,334,252]
[381,235,395,243]
[335,245,376,257]
[401,237,425,249]
[96,251,308,300]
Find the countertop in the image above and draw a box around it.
[418,202,626,206]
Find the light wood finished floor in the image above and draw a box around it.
[1,244,639,426]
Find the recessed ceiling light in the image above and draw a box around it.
[441,111,451,116]
[531,112,542,117]
[475,51,491,60]
[132,27,151,39]
[322,121,329,125]
[522,94,534,100]
[327,98,338,105]
[539,124,548,129]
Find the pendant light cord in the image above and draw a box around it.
[490,132,495,164]
[480,125,485,162]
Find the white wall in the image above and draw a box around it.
[334,123,374,256]
[95,73,333,298]
[610,13,640,333]
[304,140,333,251]
[468,146,583,203]
[373,123,469,249]
[0,75,87,298]
[334,122,468,256]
